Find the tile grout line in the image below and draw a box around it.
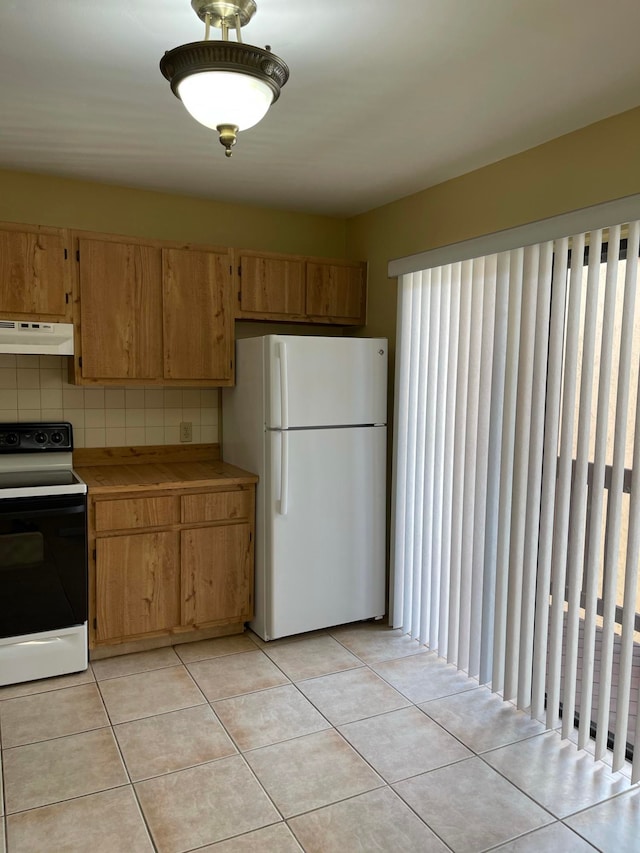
[92,667,160,853]
[317,633,612,850]
[185,635,452,850]
[270,644,458,851]
[0,673,156,846]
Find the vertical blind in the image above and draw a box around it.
[391,221,640,779]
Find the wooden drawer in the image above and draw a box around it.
[95,496,179,532]
[182,490,252,524]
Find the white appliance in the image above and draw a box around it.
[222,335,387,641]
[0,422,88,686]
[0,319,74,354]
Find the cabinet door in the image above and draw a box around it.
[95,531,180,642]
[163,248,234,382]
[78,238,163,380]
[306,262,366,324]
[0,224,70,319]
[238,253,305,319]
[181,524,253,626]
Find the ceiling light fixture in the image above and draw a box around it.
[160,0,289,157]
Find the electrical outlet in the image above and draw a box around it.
[180,421,192,443]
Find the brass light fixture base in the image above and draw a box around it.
[191,0,257,28]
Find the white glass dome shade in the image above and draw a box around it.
[177,70,274,131]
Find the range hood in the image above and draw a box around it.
[0,320,74,355]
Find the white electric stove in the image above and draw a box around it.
[0,422,88,686]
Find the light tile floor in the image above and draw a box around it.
[0,622,638,852]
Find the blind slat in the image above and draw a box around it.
[419,271,438,643]
[596,220,640,759]
[613,352,640,771]
[546,233,586,729]
[448,260,473,663]
[431,267,449,650]
[469,255,496,678]
[410,271,429,641]
[459,259,485,672]
[439,263,461,657]
[505,245,540,702]
[578,226,621,748]
[480,252,510,684]
[492,248,524,692]
[390,274,413,629]
[531,237,569,720]
[518,240,553,709]
[562,230,603,739]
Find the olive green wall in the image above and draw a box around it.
[0,169,347,258]
[347,105,640,356]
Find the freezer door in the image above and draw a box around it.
[265,335,387,429]
[263,425,386,639]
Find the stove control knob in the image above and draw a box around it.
[35,432,47,445]
[50,431,64,444]
[4,432,19,446]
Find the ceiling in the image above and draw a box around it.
[1,1,640,218]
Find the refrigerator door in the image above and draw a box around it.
[263,424,386,639]
[265,335,387,429]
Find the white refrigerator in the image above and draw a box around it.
[222,335,387,641]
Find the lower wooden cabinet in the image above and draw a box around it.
[96,531,180,642]
[89,484,255,649]
[182,525,253,626]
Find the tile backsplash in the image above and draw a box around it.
[0,354,220,448]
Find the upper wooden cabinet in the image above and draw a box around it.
[0,223,72,321]
[237,252,306,320]
[306,261,366,323]
[77,237,163,380]
[71,232,234,386]
[162,248,233,381]
[236,250,367,326]
[0,220,368,375]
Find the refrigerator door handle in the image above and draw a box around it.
[279,430,289,516]
[278,341,289,429]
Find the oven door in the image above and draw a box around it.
[0,493,87,640]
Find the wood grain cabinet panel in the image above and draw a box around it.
[237,253,305,319]
[181,524,253,627]
[0,224,71,320]
[89,483,256,649]
[72,234,234,386]
[95,496,178,532]
[181,489,252,524]
[78,237,163,380]
[236,250,367,325]
[162,247,234,383]
[95,531,180,642]
[305,261,366,324]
